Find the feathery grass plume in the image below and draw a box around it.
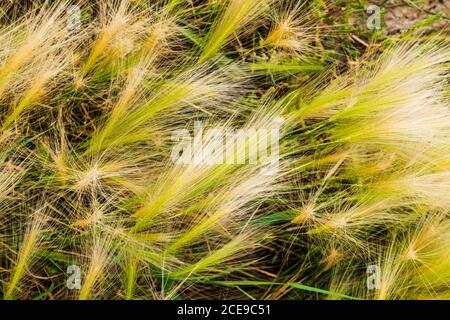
[198,0,270,63]
[169,233,257,279]
[112,104,287,295]
[325,212,450,300]
[140,16,178,59]
[260,1,316,55]
[164,166,281,254]
[0,133,27,232]
[293,42,449,129]
[37,119,150,196]
[86,17,180,153]
[2,54,67,130]
[289,157,345,226]
[287,162,398,257]
[306,198,401,251]
[123,256,139,300]
[267,40,450,300]
[42,108,285,298]
[78,234,114,300]
[77,0,135,80]
[287,41,450,181]
[326,258,363,300]
[362,157,450,209]
[87,63,249,153]
[129,102,286,231]
[0,160,24,201]
[57,146,146,195]
[3,208,48,300]
[0,137,29,285]
[0,1,70,101]
[321,246,343,272]
[370,213,450,300]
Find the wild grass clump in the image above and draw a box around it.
[0,0,449,300]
